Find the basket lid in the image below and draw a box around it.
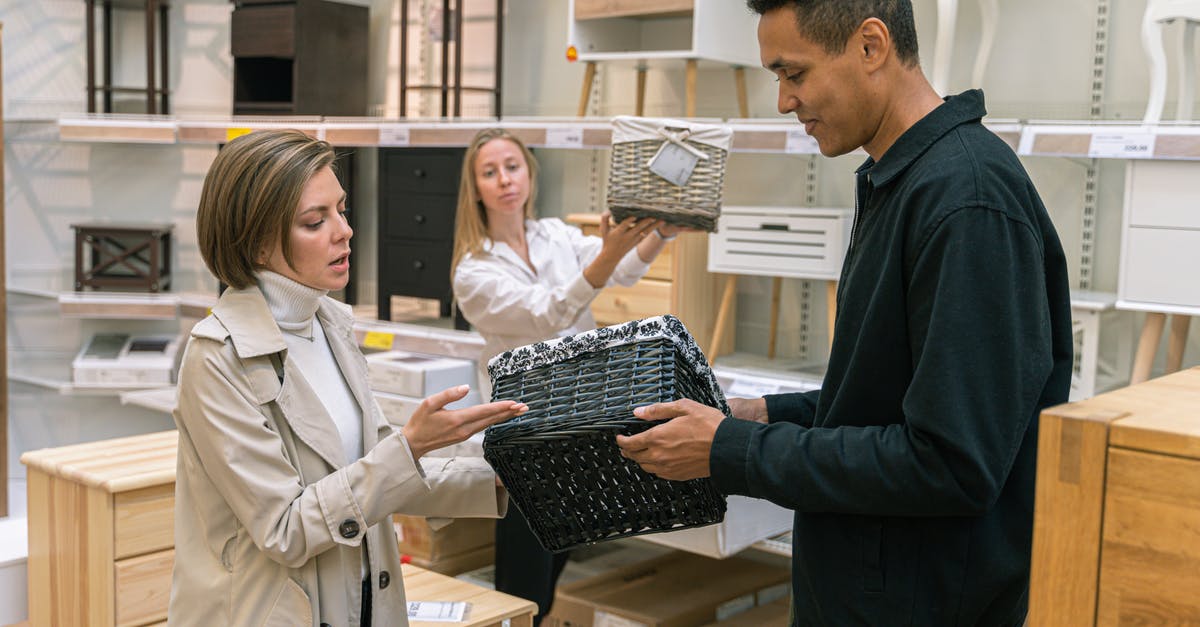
[611,116,733,151]
[487,315,728,413]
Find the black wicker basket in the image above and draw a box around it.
[483,315,729,553]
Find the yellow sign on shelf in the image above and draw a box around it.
[362,331,395,351]
[226,127,252,142]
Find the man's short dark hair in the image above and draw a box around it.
[747,0,920,67]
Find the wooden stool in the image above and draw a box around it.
[1070,291,1117,398]
[84,0,170,114]
[72,222,173,293]
[401,563,536,627]
[576,60,750,118]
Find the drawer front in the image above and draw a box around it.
[382,150,463,194]
[115,549,174,627]
[383,193,456,242]
[114,483,175,560]
[709,210,851,280]
[1120,228,1200,309]
[591,279,672,326]
[575,0,694,20]
[1097,448,1200,624]
[1127,160,1200,229]
[380,242,453,300]
[231,5,295,58]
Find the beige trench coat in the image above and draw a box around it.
[168,286,503,627]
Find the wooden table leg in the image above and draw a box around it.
[1166,314,1192,374]
[1131,312,1167,384]
[708,274,738,364]
[768,276,782,359]
[636,65,647,116]
[734,66,749,118]
[685,59,697,117]
[577,61,596,117]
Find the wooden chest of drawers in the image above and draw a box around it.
[1029,367,1200,625]
[21,430,177,627]
[566,213,731,356]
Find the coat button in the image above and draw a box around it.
[379,570,391,589]
[338,519,360,539]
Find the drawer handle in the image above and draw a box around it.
[414,214,426,224]
[413,168,426,178]
[413,260,425,270]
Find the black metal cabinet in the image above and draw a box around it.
[377,147,466,327]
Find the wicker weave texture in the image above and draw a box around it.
[483,338,727,552]
[607,138,728,232]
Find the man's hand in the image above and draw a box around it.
[728,397,768,423]
[615,399,725,481]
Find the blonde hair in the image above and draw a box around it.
[196,130,336,289]
[450,129,539,277]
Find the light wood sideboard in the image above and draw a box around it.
[565,213,732,358]
[21,430,177,627]
[1029,366,1200,625]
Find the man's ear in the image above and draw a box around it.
[858,17,890,72]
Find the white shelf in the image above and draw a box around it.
[8,352,172,396]
[120,387,179,414]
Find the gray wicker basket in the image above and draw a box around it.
[607,116,733,232]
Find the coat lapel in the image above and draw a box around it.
[274,358,348,469]
[318,300,381,453]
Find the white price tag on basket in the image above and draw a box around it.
[408,601,469,622]
[785,129,820,154]
[727,377,781,398]
[380,125,411,147]
[647,140,699,186]
[545,127,584,148]
[1088,132,1155,159]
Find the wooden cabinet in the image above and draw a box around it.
[377,147,466,327]
[1029,367,1200,625]
[566,213,731,357]
[21,430,177,627]
[230,0,367,115]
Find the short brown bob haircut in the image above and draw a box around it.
[196,129,336,289]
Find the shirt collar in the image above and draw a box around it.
[856,89,988,187]
[481,219,542,273]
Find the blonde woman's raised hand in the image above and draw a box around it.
[401,385,527,460]
[584,211,661,288]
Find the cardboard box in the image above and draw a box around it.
[407,543,495,577]
[703,595,791,627]
[640,495,793,559]
[374,389,482,426]
[366,350,476,397]
[544,551,790,627]
[72,333,184,386]
[394,514,495,562]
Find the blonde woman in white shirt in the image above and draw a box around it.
[450,128,683,624]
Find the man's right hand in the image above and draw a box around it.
[727,397,769,424]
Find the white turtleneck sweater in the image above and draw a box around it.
[255,270,363,464]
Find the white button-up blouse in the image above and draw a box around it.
[452,217,652,370]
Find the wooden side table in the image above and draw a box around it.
[72,222,173,292]
[401,563,537,627]
[21,430,178,627]
[85,0,170,114]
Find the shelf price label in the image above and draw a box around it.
[380,125,411,147]
[362,331,395,350]
[545,127,585,148]
[785,129,819,154]
[1088,132,1156,159]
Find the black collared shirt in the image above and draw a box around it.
[712,90,1073,626]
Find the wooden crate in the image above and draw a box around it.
[21,430,177,627]
[1029,366,1200,625]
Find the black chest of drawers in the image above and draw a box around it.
[377,147,466,327]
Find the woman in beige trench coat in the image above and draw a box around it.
[169,129,526,627]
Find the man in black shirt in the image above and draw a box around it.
[617,1,1073,624]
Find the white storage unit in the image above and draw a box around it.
[567,0,760,66]
[1119,160,1200,314]
[708,206,853,280]
[640,495,794,559]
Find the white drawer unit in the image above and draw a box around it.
[708,206,853,280]
[365,350,477,398]
[1119,161,1200,313]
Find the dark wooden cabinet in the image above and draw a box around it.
[377,148,466,327]
[230,0,367,115]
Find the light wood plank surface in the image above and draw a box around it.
[401,564,536,627]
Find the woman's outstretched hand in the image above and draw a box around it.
[401,385,527,459]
